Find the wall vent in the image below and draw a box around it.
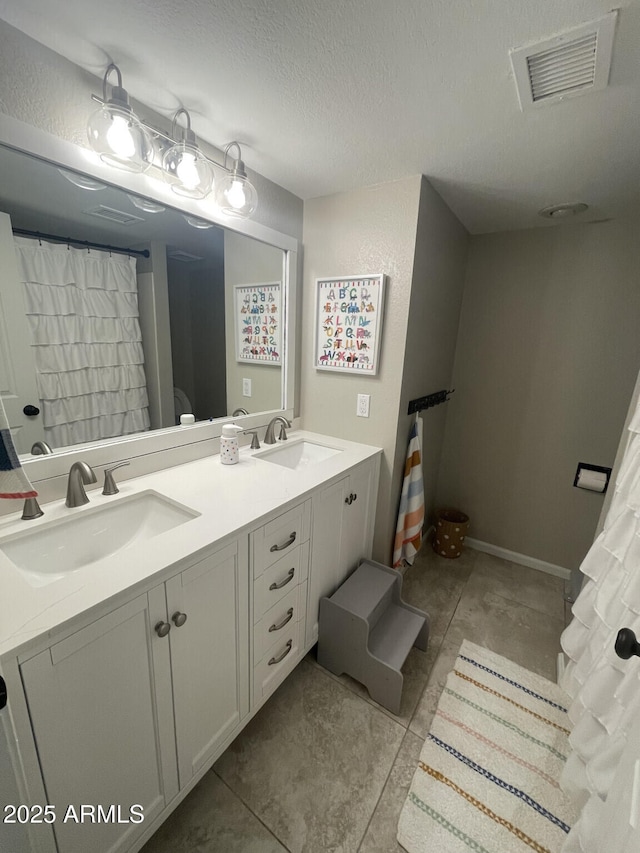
[167,249,204,263]
[510,11,617,110]
[83,205,145,225]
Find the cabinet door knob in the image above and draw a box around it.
[352,493,357,502]
[171,611,188,628]
[155,621,171,638]
[0,675,6,710]
[345,495,352,505]
[23,404,40,417]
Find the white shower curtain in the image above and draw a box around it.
[560,398,640,850]
[14,237,150,447]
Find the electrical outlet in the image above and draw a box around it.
[357,393,370,418]
[242,378,251,397]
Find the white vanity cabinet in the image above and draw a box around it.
[3,434,382,853]
[17,537,248,853]
[306,458,379,647]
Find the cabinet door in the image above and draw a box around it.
[340,460,377,578]
[167,539,249,789]
[20,595,174,853]
[307,476,348,646]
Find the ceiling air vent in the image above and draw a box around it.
[83,205,146,226]
[510,11,617,110]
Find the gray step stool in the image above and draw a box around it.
[317,559,429,715]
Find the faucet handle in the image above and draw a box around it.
[278,423,288,441]
[243,430,261,449]
[102,461,131,496]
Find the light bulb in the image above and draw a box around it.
[106,114,136,158]
[176,150,200,190]
[226,179,247,210]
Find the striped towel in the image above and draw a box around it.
[393,415,425,568]
[398,640,578,853]
[0,395,37,499]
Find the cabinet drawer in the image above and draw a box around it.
[254,580,306,659]
[253,619,302,702]
[254,542,309,621]
[251,500,311,578]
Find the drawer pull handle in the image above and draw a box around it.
[269,568,295,590]
[268,639,293,666]
[269,608,294,632]
[270,531,297,552]
[155,621,171,638]
[172,611,188,628]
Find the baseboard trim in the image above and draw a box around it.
[465,537,571,581]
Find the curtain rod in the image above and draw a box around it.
[12,228,150,259]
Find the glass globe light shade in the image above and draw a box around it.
[162,142,214,199]
[215,173,258,220]
[87,104,154,173]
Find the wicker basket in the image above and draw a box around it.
[432,509,470,559]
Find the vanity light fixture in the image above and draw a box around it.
[215,142,258,220]
[88,65,259,219]
[87,63,154,173]
[162,109,214,199]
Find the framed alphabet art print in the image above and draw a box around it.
[314,274,386,375]
[234,282,282,364]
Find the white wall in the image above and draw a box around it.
[437,218,640,571]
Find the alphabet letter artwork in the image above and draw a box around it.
[314,274,386,375]
[234,282,281,364]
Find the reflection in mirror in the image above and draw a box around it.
[0,144,285,456]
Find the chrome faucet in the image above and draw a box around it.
[263,416,292,445]
[31,440,53,455]
[66,461,97,507]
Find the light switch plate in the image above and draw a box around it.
[242,378,251,397]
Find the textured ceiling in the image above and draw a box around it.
[1,0,640,233]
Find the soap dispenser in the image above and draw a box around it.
[220,423,243,465]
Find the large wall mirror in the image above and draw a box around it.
[0,130,297,465]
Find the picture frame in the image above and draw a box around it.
[314,274,386,375]
[234,282,282,364]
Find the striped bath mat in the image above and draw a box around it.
[397,640,579,853]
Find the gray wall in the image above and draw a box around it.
[301,176,468,562]
[437,219,640,571]
[395,178,469,545]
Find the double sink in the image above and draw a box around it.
[0,439,342,588]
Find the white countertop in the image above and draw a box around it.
[0,431,381,660]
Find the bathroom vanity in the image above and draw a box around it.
[0,432,381,853]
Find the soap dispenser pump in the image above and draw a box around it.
[220,423,243,465]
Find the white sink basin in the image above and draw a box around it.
[255,439,342,470]
[0,491,199,587]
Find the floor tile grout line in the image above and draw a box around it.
[355,728,407,853]
[212,768,294,852]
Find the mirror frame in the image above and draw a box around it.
[0,114,298,484]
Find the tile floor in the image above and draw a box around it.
[141,546,567,853]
